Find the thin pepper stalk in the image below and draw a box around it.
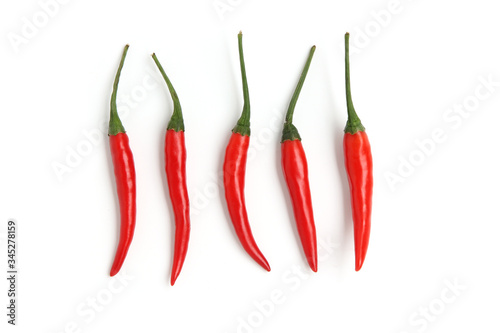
[281,46,318,272]
[343,32,373,271]
[109,45,137,277]
[223,32,270,271]
[152,53,191,286]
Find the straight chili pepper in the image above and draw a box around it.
[343,33,373,271]
[223,32,270,271]
[109,45,137,277]
[152,53,191,286]
[281,46,318,272]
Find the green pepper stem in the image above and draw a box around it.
[280,45,316,143]
[344,33,365,134]
[232,31,251,136]
[285,45,316,124]
[152,53,184,132]
[109,45,129,136]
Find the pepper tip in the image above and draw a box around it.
[171,268,181,285]
[308,258,318,272]
[260,260,271,272]
[355,257,365,271]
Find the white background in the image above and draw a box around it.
[1,0,499,332]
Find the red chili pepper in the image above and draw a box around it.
[343,33,373,271]
[281,46,318,272]
[152,53,191,286]
[223,32,270,271]
[109,45,137,277]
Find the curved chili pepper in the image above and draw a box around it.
[152,53,191,286]
[343,33,373,271]
[109,45,137,277]
[223,32,270,272]
[281,46,318,272]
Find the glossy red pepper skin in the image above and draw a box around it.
[152,53,191,285]
[223,132,270,271]
[343,132,372,271]
[281,140,317,272]
[343,33,373,271]
[222,32,270,271]
[108,45,136,277]
[165,129,190,285]
[280,46,317,272]
[109,133,136,276]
